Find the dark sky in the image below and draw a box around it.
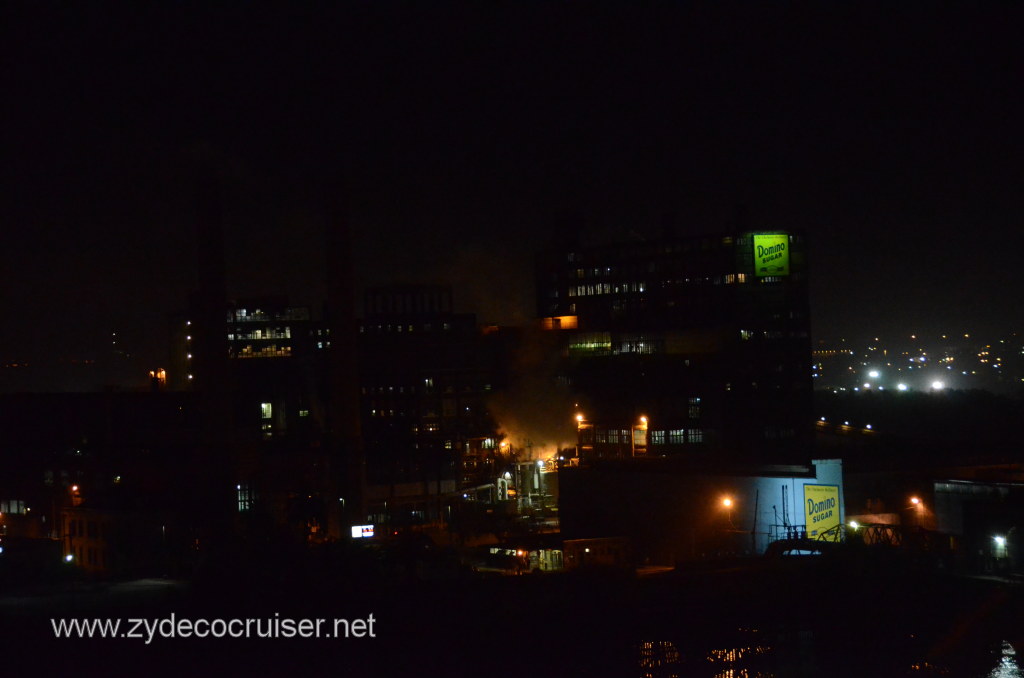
[2,3,1022,374]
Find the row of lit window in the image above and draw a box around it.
[582,428,705,445]
[0,499,26,515]
[233,345,292,358]
[359,323,452,333]
[229,308,310,322]
[569,282,646,297]
[740,329,805,340]
[258,403,308,419]
[229,327,292,340]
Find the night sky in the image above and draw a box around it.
[3,4,1022,378]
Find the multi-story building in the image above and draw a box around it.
[170,297,325,440]
[168,296,331,539]
[357,285,505,492]
[536,230,812,462]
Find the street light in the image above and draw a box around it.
[632,416,648,457]
[720,496,736,532]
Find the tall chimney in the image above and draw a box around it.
[325,192,365,538]
[188,164,234,536]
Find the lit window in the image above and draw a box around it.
[237,483,254,512]
[0,499,26,515]
[261,403,272,420]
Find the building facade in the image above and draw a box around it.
[536,230,813,462]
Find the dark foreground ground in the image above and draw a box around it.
[1,555,1021,678]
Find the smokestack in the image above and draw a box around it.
[193,169,229,395]
[325,192,365,537]
[188,161,235,538]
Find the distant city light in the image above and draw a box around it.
[721,497,733,508]
[575,414,584,423]
[65,554,73,562]
[868,370,880,378]
[931,381,945,390]
[910,496,921,506]
[897,383,908,391]
[994,536,1006,547]
[849,521,859,530]
[820,417,826,422]
[866,424,872,430]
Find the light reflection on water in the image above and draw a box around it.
[637,630,777,678]
[987,642,1022,678]
[636,632,1020,678]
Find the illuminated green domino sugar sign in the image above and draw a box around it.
[753,233,790,277]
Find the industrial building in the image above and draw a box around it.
[536,230,812,463]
